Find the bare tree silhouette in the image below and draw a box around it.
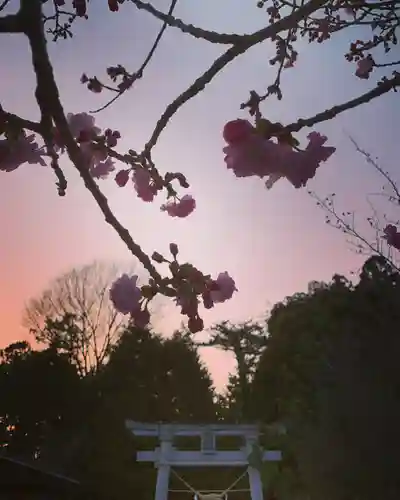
[23,261,137,375]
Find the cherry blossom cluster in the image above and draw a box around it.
[1,105,336,330]
[248,0,400,113]
[223,118,336,189]
[110,243,237,332]
[0,110,229,331]
[81,66,136,97]
[0,129,46,172]
[107,115,334,327]
[3,0,400,332]
[0,111,196,218]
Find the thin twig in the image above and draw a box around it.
[129,0,247,44]
[310,191,400,273]
[92,0,179,113]
[286,74,400,133]
[375,59,400,68]
[144,0,327,152]
[348,135,400,203]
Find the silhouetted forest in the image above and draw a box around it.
[1,256,400,500]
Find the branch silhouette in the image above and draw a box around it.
[143,0,327,152]
[20,0,175,296]
[2,0,400,327]
[91,0,179,113]
[286,74,400,134]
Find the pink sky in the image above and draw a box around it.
[1,0,399,388]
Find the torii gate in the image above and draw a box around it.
[125,422,282,500]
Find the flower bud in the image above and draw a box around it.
[115,169,130,187]
[141,285,156,300]
[169,243,179,258]
[132,308,150,329]
[202,291,214,310]
[151,252,165,263]
[188,316,204,333]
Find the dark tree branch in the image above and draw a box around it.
[20,0,175,295]
[143,0,327,152]
[0,105,43,134]
[20,1,67,196]
[129,0,247,44]
[0,12,22,33]
[92,0,179,113]
[286,74,400,134]
[131,0,330,48]
[375,59,400,68]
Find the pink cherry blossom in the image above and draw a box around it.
[110,274,142,315]
[282,132,336,188]
[355,56,374,79]
[89,157,115,179]
[210,272,237,304]
[222,122,335,189]
[161,195,196,218]
[0,132,46,172]
[133,168,157,202]
[224,135,284,179]
[223,119,254,144]
[79,142,108,173]
[67,112,101,139]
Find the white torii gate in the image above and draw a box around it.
[125,422,282,500]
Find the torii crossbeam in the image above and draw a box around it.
[126,422,282,500]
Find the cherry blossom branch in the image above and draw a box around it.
[0,106,42,134]
[0,102,67,194]
[132,0,330,47]
[91,0,179,113]
[143,0,327,153]
[20,0,175,296]
[87,0,322,110]
[375,59,400,67]
[44,0,79,42]
[285,73,400,133]
[310,135,400,273]
[309,190,400,272]
[129,0,246,44]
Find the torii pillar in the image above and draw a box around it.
[245,429,264,500]
[155,425,173,500]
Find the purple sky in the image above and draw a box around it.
[1,0,399,388]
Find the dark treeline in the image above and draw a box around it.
[1,256,400,500]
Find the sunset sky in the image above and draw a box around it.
[1,0,399,388]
